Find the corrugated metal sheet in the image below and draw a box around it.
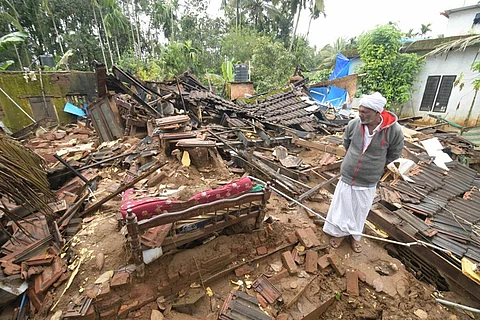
[461,126,480,147]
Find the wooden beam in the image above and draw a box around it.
[291,136,346,157]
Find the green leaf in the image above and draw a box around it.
[0,31,28,51]
[0,60,14,70]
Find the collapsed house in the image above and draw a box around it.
[0,65,479,319]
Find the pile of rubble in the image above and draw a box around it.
[0,66,479,320]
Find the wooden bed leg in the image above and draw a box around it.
[255,183,272,229]
[126,209,145,277]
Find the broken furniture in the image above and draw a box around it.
[122,177,271,276]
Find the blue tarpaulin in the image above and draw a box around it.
[309,53,350,109]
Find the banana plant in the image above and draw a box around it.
[0,31,28,70]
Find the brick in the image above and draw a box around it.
[356,269,366,282]
[256,246,268,255]
[167,272,179,282]
[317,255,330,270]
[305,250,318,274]
[295,228,321,248]
[327,254,345,276]
[235,264,254,277]
[269,269,289,283]
[100,308,117,319]
[201,252,233,269]
[346,270,359,296]
[111,272,130,287]
[118,301,139,318]
[281,251,298,275]
[277,314,289,320]
[291,248,302,265]
[286,233,298,244]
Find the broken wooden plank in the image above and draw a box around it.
[291,136,346,157]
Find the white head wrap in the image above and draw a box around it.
[359,92,386,113]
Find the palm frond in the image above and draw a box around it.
[0,135,55,221]
[424,34,480,57]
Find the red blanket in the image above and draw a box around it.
[120,176,253,221]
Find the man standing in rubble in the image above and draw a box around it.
[323,92,404,253]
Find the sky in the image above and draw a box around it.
[206,0,479,49]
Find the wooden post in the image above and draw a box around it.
[126,209,145,277]
[255,183,271,229]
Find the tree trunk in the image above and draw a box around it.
[115,36,121,60]
[128,0,138,55]
[289,7,301,52]
[51,16,65,56]
[98,5,115,66]
[306,15,313,39]
[13,44,23,71]
[92,1,108,70]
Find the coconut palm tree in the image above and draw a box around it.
[40,0,65,56]
[420,23,432,37]
[102,0,129,61]
[317,37,349,70]
[289,0,325,52]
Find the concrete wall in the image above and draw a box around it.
[445,7,480,37]
[0,71,97,133]
[404,46,480,127]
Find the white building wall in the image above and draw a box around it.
[405,46,480,126]
[445,7,480,36]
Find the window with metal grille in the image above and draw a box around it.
[419,75,456,113]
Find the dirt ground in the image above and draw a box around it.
[3,132,476,320]
[46,159,475,320]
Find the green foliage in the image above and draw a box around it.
[0,60,14,70]
[222,58,234,82]
[358,24,424,108]
[0,31,28,50]
[471,62,480,90]
[251,36,295,93]
[305,68,330,83]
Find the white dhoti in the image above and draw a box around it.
[322,179,376,241]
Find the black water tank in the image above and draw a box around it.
[39,55,55,67]
[234,64,249,82]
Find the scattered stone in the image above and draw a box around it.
[374,265,390,276]
[96,252,105,271]
[151,310,164,320]
[290,281,298,289]
[389,262,399,271]
[156,296,166,311]
[396,279,408,297]
[372,278,384,293]
[414,309,428,319]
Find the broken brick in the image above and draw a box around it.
[256,246,268,255]
[356,269,366,282]
[269,269,289,283]
[167,272,179,282]
[281,251,298,275]
[111,272,131,287]
[286,233,298,244]
[327,254,345,276]
[100,308,118,319]
[235,264,254,277]
[118,300,140,318]
[317,255,330,270]
[277,314,289,320]
[346,270,359,296]
[295,228,321,248]
[305,250,318,274]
